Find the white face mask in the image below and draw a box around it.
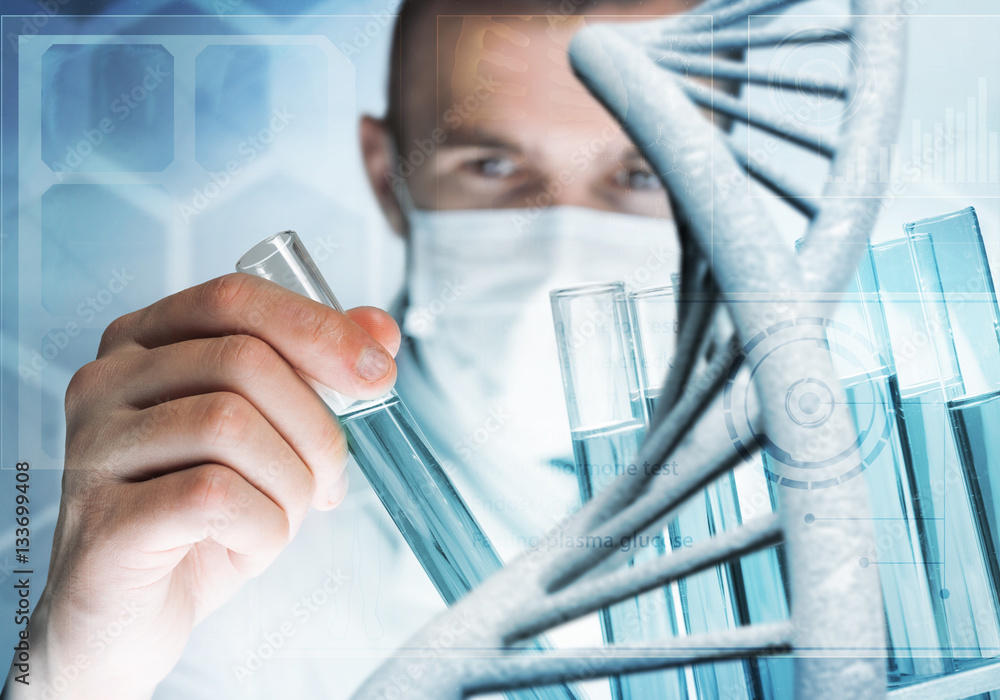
[398,204,681,474]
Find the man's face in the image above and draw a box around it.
[387,9,677,220]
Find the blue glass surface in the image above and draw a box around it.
[195,44,328,172]
[41,44,174,172]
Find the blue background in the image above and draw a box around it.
[1,0,998,686]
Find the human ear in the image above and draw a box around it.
[360,115,407,238]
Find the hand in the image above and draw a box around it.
[8,273,399,699]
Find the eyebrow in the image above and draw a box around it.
[438,124,525,151]
[616,146,648,162]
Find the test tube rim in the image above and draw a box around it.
[236,230,297,273]
[946,386,1000,411]
[549,280,625,299]
[902,205,977,234]
[870,236,916,254]
[627,283,676,302]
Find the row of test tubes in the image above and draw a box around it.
[828,207,1000,692]
[550,279,789,700]
[549,206,1000,699]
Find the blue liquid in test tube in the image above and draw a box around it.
[872,223,1000,683]
[904,208,1000,673]
[823,245,950,684]
[627,284,787,700]
[552,282,691,700]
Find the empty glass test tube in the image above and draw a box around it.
[237,231,583,700]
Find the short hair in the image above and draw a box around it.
[384,0,702,142]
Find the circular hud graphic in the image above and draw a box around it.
[723,317,894,489]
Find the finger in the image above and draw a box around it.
[114,393,322,534]
[345,307,401,357]
[327,469,349,509]
[108,335,350,510]
[129,463,289,578]
[97,274,396,401]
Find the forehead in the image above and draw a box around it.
[436,16,599,134]
[400,13,643,143]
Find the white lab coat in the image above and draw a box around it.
[155,458,441,698]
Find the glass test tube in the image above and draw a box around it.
[237,231,583,700]
[904,208,1000,670]
[551,281,690,700]
[626,285,772,700]
[811,243,949,684]
[905,207,1000,396]
[871,233,1000,675]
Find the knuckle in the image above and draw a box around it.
[198,393,252,448]
[98,312,137,356]
[292,304,347,352]
[203,273,254,320]
[65,361,100,409]
[185,464,237,514]
[218,334,277,382]
[64,360,115,421]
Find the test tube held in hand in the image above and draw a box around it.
[236,231,583,700]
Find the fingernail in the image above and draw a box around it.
[357,346,391,382]
[328,472,349,507]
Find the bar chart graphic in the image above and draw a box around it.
[828,77,999,192]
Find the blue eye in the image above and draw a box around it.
[615,167,662,192]
[475,157,518,178]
